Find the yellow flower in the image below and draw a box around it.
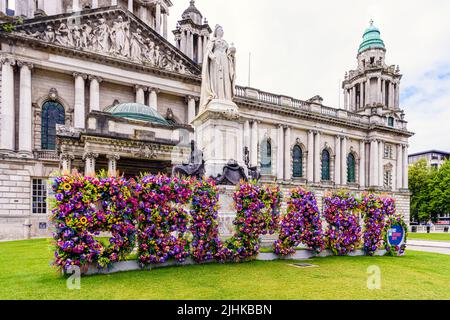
[62,183,71,191]
[80,217,88,225]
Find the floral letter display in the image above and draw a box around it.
[360,194,396,256]
[50,173,408,274]
[323,192,362,256]
[189,179,224,263]
[274,188,325,256]
[51,174,138,271]
[135,175,193,266]
[222,182,282,261]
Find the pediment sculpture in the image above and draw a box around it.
[8,8,199,76]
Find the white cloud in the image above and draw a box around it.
[169,0,450,153]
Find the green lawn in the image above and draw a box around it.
[408,233,450,241]
[0,239,449,300]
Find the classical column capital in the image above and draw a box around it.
[185,95,199,103]
[148,87,160,94]
[73,72,88,80]
[60,153,75,161]
[106,153,120,161]
[0,56,16,66]
[17,60,34,70]
[134,84,147,92]
[82,151,99,161]
[88,75,103,83]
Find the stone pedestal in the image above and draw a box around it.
[193,99,244,178]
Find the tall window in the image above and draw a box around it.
[347,153,356,183]
[32,179,47,214]
[261,139,272,175]
[41,101,65,150]
[321,149,330,181]
[292,145,302,177]
[383,170,392,189]
[388,116,394,127]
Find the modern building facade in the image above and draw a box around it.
[408,150,450,169]
[0,0,413,240]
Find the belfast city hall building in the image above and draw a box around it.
[0,0,413,240]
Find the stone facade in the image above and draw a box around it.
[0,1,413,240]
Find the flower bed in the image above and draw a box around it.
[50,173,408,274]
[274,188,325,255]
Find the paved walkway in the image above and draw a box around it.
[408,239,450,255]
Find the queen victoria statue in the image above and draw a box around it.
[199,25,237,111]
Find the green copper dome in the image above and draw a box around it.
[358,20,385,53]
[106,102,170,126]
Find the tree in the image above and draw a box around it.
[409,159,450,223]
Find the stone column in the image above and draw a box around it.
[378,140,384,187]
[341,136,348,185]
[359,140,366,188]
[370,139,378,187]
[148,87,159,110]
[73,73,87,129]
[198,35,203,63]
[107,154,120,176]
[181,30,186,53]
[377,77,382,104]
[403,144,409,189]
[395,83,400,108]
[128,0,133,13]
[18,61,33,155]
[163,12,168,39]
[390,82,395,108]
[335,136,341,185]
[250,121,258,167]
[381,79,385,105]
[396,144,403,190]
[60,153,74,174]
[243,120,250,151]
[314,131,321,183]
[111,0,118,5]
[72,0,80,11]
[0,57,15,152]
[277,125,284,180]
[83,152,98,177]
[92,0,99,9]
[307,130,314,182]
[365,79,370,106]
[187,95,196,124]
[284,126,291,181]
[343,89,348,110]
[188,31,194,60]
[155,1,161,34]
[135,85,146,105]
[140,4,148,23]
[89,76,102,112]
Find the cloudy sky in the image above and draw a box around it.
[168,0,450,154]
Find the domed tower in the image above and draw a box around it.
[343,20,402,113]
[173,0,211,64]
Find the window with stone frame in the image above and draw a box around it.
[383,169,393,190]
[384,144,394,159]
[32,179,47,215]
[347,153,356,183]
[321,149,330,181]
[292,145,303,177]
[41,101,65,150]
[388,116,394,127]
[260,138,272,175]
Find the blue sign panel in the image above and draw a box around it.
[387,224,404,247]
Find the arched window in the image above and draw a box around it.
[261,139,272,175]
[293,145,302,177]
[347,153,356,183]
[321,149,330,181]
[41,101,65,150]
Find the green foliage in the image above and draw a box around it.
[1,16,24,33]
[409,159,450,223]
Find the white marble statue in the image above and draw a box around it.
[200,25,236,109]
